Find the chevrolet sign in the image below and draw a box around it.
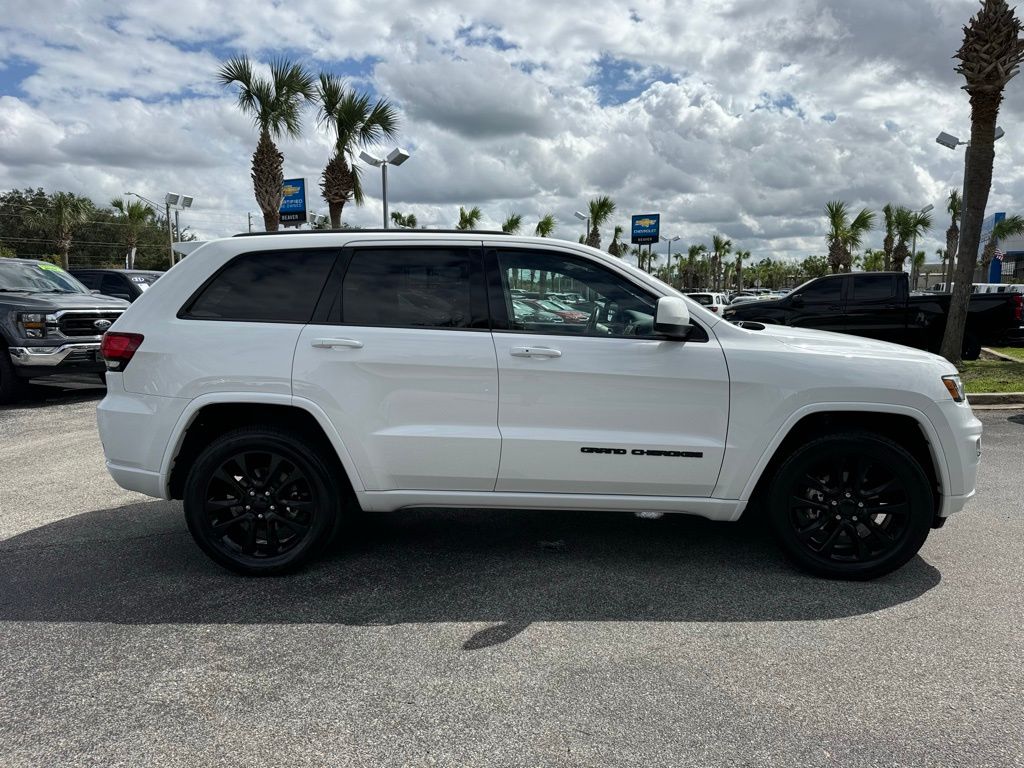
[631,213,660,244]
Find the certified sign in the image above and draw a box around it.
[279,178,308,225]
[631,214,660,244]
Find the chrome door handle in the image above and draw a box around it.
[311,337,363,349]
[510,346,561,358]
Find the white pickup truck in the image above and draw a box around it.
[97,231,982,579]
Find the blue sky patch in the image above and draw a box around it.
[753,91,806,119]
[821,111,837,123]
[455,23,517,51]
[588,53,676,107]
[0,57,38,97]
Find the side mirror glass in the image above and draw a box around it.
[654,296,692,339]
[790,294,804,307]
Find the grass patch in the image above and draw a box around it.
[986,346,1024,362]
[960,359,1024,393]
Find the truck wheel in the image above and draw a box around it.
[961,332,981,361]
[183,426,342,576]
[766,431,934,580]
[0,350,28,405]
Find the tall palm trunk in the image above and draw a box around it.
[827,242,844,274]
[252,128,284,232]
[882,232,895,271]
[57,236,71,270]
[942,123,998,362]
[321,152,355,228]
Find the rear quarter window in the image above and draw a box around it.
[181,249,336,323]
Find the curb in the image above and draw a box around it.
[968,392,1024,406]
[980,347,1021,363]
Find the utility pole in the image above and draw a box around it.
[165,201,174,268]
[248,212,253,233]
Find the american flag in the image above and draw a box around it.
[994,248,1005,262]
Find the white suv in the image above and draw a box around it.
[97,231,982,579]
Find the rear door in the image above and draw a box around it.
[486,244,729,497]
[293,242,500,492]
[845,274,907,343]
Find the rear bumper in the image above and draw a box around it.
[8,343,105,377]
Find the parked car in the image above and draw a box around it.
[723,272,1021,359]
[522,297,589,323]
[728,294,771,306]
[0,258,127,402]
[98,232,981,580]
[511,299,565,325]
[686,292,730,314]
[71,269,163,303]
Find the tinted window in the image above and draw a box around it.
[185,250,335,323]
[496,250,657,337]
[341,248,472,329]
[852,275,896,302]
[801,277,843,301]
[101,274,129,296]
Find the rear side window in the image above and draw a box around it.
[852,275,896,302]
[340,248,473,329]
[183,250,335,323]
[801,278,843,301]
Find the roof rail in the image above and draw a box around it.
[232,228,512,237]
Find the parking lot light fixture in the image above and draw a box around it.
[574,210,589,240]
[360,148,410,228]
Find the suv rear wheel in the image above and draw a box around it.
[183,426,342,575]
[767,431,934,580]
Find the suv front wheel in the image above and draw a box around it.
[767,431,934,580]
[183,426,342,575]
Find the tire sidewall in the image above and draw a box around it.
[769,433,934,580]
[184,430,338,575]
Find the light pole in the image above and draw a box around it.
[164,193,195,266]
[936,126,1004,289]
[359,148,411,228]
[574,210,589,242]
[660,234,680,277]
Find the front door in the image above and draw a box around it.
[486,245,730,497]
[293,243,500,492]
[788,274,847,333]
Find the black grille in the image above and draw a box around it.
[63,348,99,363]
[57,311,123,338]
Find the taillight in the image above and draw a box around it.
[100,332,144,371]
[710,306,719,312]
[1014,294,1022,321]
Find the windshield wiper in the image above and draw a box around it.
[0,288,37,293]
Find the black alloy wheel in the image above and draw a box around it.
[184,427,340,575]
[768,431,934,580]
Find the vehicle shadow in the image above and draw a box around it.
[0,376,105,411]
[0,502,941,649]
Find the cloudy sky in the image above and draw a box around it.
[1,0,1022,267]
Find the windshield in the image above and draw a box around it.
[0,261,89,294]
[688,294,714,306]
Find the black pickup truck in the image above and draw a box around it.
[0,258,128,403]
[722,271,1021,359]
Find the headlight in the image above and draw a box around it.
[18,313,45,339]
[942,374,965,403]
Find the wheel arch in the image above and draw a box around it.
[737,404,950,522]
[163,394,366,500]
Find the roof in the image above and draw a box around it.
[233,228,512,238]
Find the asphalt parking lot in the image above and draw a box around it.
[1,381,1022,767]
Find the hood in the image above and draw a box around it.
[757,323,954,368]
[1,292,129,312]
[726,298,779,312]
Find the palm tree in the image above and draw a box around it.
[882,203,897,270]
[111,197,155,269]
[218,56,315,232]
[944,189,962,289]
[456,206,482,230]
[734,249,751,292]
[892,206,932,272]
[942,0,1024,363]
[31,192,93,269]
[684,244,707,289]
[390,211,417,228]
[584,196,615,249]
[711,234,732,290]
[316,74,399,229]
[824,201,874,273]
[535,214,556,237]
[980,214,1024,276]
[501,213,523,234]
[607,225,628,258]
[911,250,927,288]
[861,249,886,271]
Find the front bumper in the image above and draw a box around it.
[8,343,105,377]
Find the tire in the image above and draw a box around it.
[0,349,28,405]
[961,332,981,361]
[766,431,934,580]
[183,426,343,575]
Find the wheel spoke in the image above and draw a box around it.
[861,478,895,498]
[817,523,845,557]
[265,454,285,488]
[866,502,908,517]
[853,457,872,494]
[206,498,238,512]
[864,518,893,546]
[796,517,829,541]
[830,456,846,490]
[266,518,279,551]
[804,473,830,494]
[849,525,867,560]
[212,511,253,532]
[271,513,310,536]
[213,468,248,499]
[792,495,830,512]
[242,519,258,554]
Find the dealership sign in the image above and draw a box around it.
[631,213,660,244]
[279,178,308,225]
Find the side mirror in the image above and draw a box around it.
[790,294,804,307]
[654,296,692,339]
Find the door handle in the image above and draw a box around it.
[311,337,363,349]
[510,346,562,358]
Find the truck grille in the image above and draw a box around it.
[57,311,124,338]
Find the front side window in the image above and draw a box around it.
[496,249,657,337]
[799,277,843,302]
[852,275,896,302]
[184,250,335,323]
[341,248,473,329]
